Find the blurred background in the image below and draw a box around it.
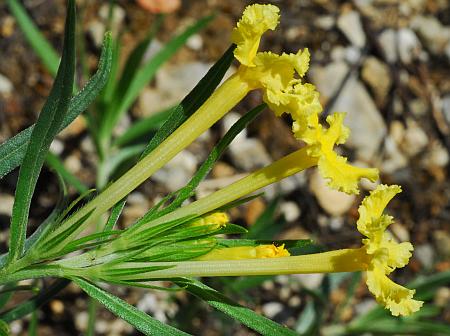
[0,0,449,335]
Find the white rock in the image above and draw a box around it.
[309,61,349,99]
[423,140,449,168]
[87,21,106,47]
[390,222,410,242]
[311,62,386,160]
[411,16,450,55]
[280,201,301,222]
[229,138,271,171]
[337,78,386,160]
[152,150,197,192]
[402,119,428,156]
[75,311,88,332]
[262,302,284,318]
[50,139,64,155]
[0,194,14,216]
[315,15,335,30]
[0,73,13,95]
[398,28,422,64]
[330,46,346,62]
[378,29,397,63]
[337,10,366,48]
[95,320,109,334]
[381,136,408,174]
[186,34,203,51]
[309,171,356,216]
[409,98,428,117]
[293,273,324,290]
[329,217,344,231]
[9,321,22,335]
[415,244,435,268]
[345,46,362,64]
[361,56,391,104]
[138,62,212,116]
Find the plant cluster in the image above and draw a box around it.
[0,2,429,335]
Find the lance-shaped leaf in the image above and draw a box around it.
[7,0,76,263]
[73,277,191,336]
[0,32,113,180]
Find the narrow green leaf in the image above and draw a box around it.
[7,0,60,76]
[73,277,191,336]
[103,198,127,233]
[28,311,38,336]
[0,283,17,311]
[178,279,297,336]
[39,210,95,255]
[103,15,213,137]
[99,37,120,105]
[0,32,113,180]
[140,44,235,159]
[46,152,88,193]
[162,104,266,216]
[60,230,121,254]
[0,320,9,336]
[0,279,70,322]
[7,0,76,263]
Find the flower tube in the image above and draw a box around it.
[90,185,421,317]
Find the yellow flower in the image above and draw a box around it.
[232,4,320,126]
[293,112,379,194]
[197,244,290,261]
[357,184,423,316]
[232,4,280,66]
[191,212,229,230]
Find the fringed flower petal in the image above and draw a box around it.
[357,184,402,236]
[232,4,280,66]
[358,185,422,316]
[367,268,423,316]
[297,112,379,194]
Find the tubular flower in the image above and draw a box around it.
[294,112,379,194]
[357,184,423,316]
[232,4,321,126]
[190,212,229,230]
[197,244,290,261]
[232,4,280,66]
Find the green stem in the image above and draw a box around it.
[134,147,317,233]
[104,248,368,279]
[45,73,250,251]
[0,267,64,287]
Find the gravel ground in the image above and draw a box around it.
[0,0,449,335]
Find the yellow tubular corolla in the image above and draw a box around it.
[297,112,379,194]
[190,212,229,230]
[197,244,290,261]
[231,4,280,66]
[357,184,423,316]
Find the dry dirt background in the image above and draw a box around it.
[0,0,449,335]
